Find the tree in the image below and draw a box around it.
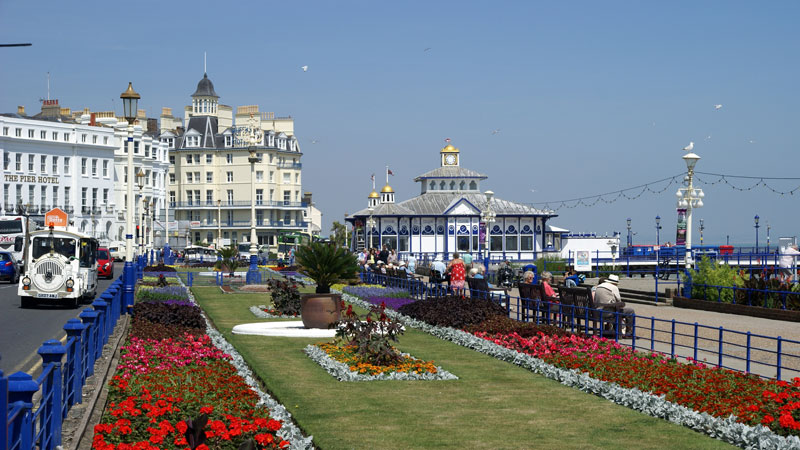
[330,221,348,248]
[214,245,240,276]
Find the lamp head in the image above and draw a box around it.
[754,214,760,225]
[683,152,700,170]
[136,168,145,189]
[484,190,494,202]
[120,82,140,123]
[626,218,631,227]
[655,215,660,226]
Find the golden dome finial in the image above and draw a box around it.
[381,184,394,193]
[368,189,380,198]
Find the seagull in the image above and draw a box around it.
[424,47,432,52]
[301,65,308,72]
[310,139,319,144]
[683,141,694,152]
[704,135,712,141]
[714,104,722,110]
[491,129,501,135]
[748,139,756,144]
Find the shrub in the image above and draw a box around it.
[129,318,204,340]
[336,302,404,366]
[266,278,302,316]
[190,261,217,268]
[535,256,567,275]
[143,263,176,272]
[685,257,739,303]
[132,301,205,329]
[397,296,506,329]
[465,315,581,338]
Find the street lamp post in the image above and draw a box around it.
[699,219,705,245]
[120,82,140,312]
[217,199,222,250]
[677,150,704,270]
[236,113,263,284]
[655,215,661,247]
[367,206,375,250]
[754,215,760,254]
[149,200,155,265]
[626,218,632,248]
[136,168,146,277]
[481,190,496,274]
[767,221,771,250]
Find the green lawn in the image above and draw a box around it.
[193,287,733,450]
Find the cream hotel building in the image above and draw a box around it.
[162,73,315,250]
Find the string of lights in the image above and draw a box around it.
[530,171,800,211]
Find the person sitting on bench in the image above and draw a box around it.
[593,274,634,336]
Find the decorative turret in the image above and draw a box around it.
[380,184,395,204]
[191,73,219,116]
[440,142,459,167]
[368,189,379,208]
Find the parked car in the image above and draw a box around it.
[0,251,21,284]
[97,247,114,279]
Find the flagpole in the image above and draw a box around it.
[386,165,389,184]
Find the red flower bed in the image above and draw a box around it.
[474,331,800,436]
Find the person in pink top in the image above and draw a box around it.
[447,252,467,292]
[540,271,559,298]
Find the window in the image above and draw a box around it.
[81,187,88,208]
[206,154,212,164]
[91,159,98,176]
[186,190,194,205]
[52,187,58,205]
[206,172,212,183]
[102,160,108,177]
[15,184,22,203]
[520,236,534,251]
[194,154,200,164]
[227,171,233,182]
[81,158,87,175]
[283,190,290,205]
[28,185,34,205]
[63,133,69,142]
[2,127,7,135]
[144,145,150,157]
[15,128,21,137]
[169,155,175,164]
[52,156,58,174]
[457,236,470,252]
[40,130,46,139]
[65,187,70,207]
[3,153,9,171]
[256,210,263,226]
[269,154,274,163]
[169,173,175,183]
[64,157,70,174]
[28,155,34,171]
[256,189,263,205]
[28,129,34,138]
[186,155,192,164]
[40,155,46,173]
[505,236,518,251]
[295,190,300,201]
[93,135,98,144]
[169,191,175,206]
[186,136,199,147]
[257,153,263,161]
[256,171,263,182]
[226,190,233,204]
[134,141,139,153]
[269,171,274,182]
[40,187,46,209]
[206,190,213,204]
[398,236,409,252]
[52,131,57,140]
[81,133,87,142]
[284,211,291,223]
[15,154,21,171]
[283,173,290,183]
[226,154,233,164]
[225,136,232,147]
[270,189,274,201]
[92,188,98,207]
[295,173,299,183]
[104,136,109,145]
[186,173,193,183]
[226,211,233,226]
[194,172,200,184]
[194,190,200,205]
[103,188,108,204]
[490,235,503,252]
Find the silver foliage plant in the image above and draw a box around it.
[303,344,458,382]
[251,304,300,319]
[338,291,800,450]
[181,280,315,450]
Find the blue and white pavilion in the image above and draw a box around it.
[346,143,561,261]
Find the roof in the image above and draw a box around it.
[182,116,219,148]
[381,184,394,193]
[354,203,415,216]
[441,144,459,153]
[414,166,488,181]
[192,73,219,98]
[349,191,552,218]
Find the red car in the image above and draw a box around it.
[97,247,114,279]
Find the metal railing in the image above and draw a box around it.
[360,272,800,381]
[172,200,308,208]
[2,276,126,450]
[690,283,800,310]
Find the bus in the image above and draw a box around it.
[183,245,217,262]
[18,227,99,308]
[0,215,29,266]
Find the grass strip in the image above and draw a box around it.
[193,287,733,449]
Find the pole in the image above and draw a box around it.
[123,123,135,312]
[217,200,222,249]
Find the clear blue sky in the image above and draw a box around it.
[2,1,798,246]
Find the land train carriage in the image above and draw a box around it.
[18,227,99,308]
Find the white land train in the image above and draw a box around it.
[18,227,99,308]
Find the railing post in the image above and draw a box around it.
[717,327,723,369]
[8,372,38,450]
[650,317,655,351]
[693,323,699,361]
[63,319,85,407]
[92,298,110,345]
[79,309,99,375]
[630,314,636,350]
[38,340,66,450]
[100,292,115,336]
[746,331,751,374]
[670,319,676,357]
[777,336,783,381]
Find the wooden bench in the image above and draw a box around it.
[466,277,509,304]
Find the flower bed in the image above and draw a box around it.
[338,290,800,448]
[250,305,300,319]
[304,343,457,382]
[341,285,412,299]
[362,296,416,310]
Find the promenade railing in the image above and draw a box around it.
[360,272,800,381]
[689,282,800,310]
[2,276,126,450]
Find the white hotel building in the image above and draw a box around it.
[0,101,168,247]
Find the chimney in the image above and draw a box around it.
[90,113,96,126]
[17,105,25,115]
[41,99,60,117]
[161,107,172,116]
[147,118,158,133]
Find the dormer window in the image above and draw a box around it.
[186,136,200,147]
[225,135,232,147]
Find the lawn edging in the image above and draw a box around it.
[339,292,800,449]
[184,282,315,449]
[303,344,458,382]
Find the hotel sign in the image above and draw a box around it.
[4,174,60,184]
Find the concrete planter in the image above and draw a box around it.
[673,296,800,322]
[300,293,342,329]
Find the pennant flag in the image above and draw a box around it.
[388,169,394,176]
[371,174,375,181]
[445,138,451,144]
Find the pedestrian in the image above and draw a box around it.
[447,252,466,291]
[779,245,800,279]
[593,274,634,336]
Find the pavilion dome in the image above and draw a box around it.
[368,190,380,198]
[192,73,219,98]
[381,184,395,193]
[441,144,459,153]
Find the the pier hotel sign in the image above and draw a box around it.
[4,174,60,184]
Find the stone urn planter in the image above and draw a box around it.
[301,293,343,329]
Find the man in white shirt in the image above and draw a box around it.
[431,255,447,282]
[779,245,800,279]
[593,274,634,336]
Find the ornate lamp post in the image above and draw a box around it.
[767,221,771,250]
[120,82,140,311]
[149,199,155,265]
[367,206,375,250]
[217,199,222,249]
[626,218,632,248]
[754,215,760,254]
[236,113,263,284]
[481,190,496,273]
[655,215,661,247]
[699,219,705,245]
[676,150,704,269]
[136,168,146,276]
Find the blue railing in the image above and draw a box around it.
[360,272,800,381]
[689,283,800,310]
[2,277,126,450]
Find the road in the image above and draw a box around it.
[0,266,121,376]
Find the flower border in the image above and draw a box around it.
[303,344,458,382]
[338,291,800,449]
[181,280,315,449]
[251,305,301,319]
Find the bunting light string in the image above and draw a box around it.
[532,171,800,211]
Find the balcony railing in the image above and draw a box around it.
[276,162,302,170]
[64,205,74,214]
[173,200,308,208]
[189,220,310,229]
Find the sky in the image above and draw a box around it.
[1,1,799,246]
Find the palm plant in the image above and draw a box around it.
[295,242,359,293]
[214,245,240,276]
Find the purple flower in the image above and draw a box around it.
[343,286,411,299]
[364,296,416,310]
